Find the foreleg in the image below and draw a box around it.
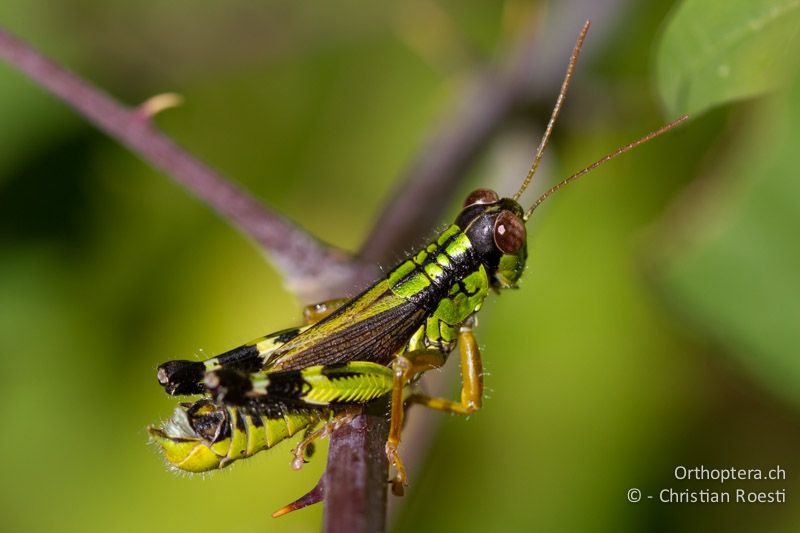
[407,327,483,414]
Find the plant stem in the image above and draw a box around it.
[0,27,368,303]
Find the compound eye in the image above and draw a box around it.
[463,188,499,207]
[493,211,525,254]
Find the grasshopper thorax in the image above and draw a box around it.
[456,189,527,290]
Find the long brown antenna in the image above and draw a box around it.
[512,19,591,201]
[524,114,689,220]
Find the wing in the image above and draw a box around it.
[264,280,427,371]
[157,280,427,395]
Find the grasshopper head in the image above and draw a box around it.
[148,399,231,473]
[454,21,687,294]
[457,189,527,289]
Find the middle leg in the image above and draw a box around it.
[385,326,485,494]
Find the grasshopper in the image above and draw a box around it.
[148,21,687,516]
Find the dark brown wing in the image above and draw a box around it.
[265,280,427,371]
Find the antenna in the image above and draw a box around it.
[513,19,591,201]
[524,114,690,220]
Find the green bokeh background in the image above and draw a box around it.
[1,1,798,532]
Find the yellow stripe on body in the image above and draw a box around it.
[283,413,310,436]
[244,412,316,454]
[246,418,268,456]
[222,408,249,465]
[265,417,291,447]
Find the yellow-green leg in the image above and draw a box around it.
[385,326,484,495]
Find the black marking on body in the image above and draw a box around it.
[265,370,310,399]
[274,328,302,344]
[417,264,439,287]
[156,341,265,397]
[157,360,205,396]
[215,344,264,373]
[432,231,480,286]
[322,371,360,381]
[187,400,230,442]
[234,409,247,432]
[320,364,361,380]
[451,278,480,298]
[208,367,312,407]
[205,369,254,405]
[239,398,328,419]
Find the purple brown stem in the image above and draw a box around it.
[323,401,390,533]
[0,27,371,303]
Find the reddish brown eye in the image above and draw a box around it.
[463,188,499,207]
[493,211,525,254]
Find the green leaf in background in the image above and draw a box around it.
[658,70,800,407]
[656,0,800,116]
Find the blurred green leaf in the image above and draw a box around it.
[659,72,800,406]
[656,0,800,116]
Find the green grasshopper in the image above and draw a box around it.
[148,21,687,516]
